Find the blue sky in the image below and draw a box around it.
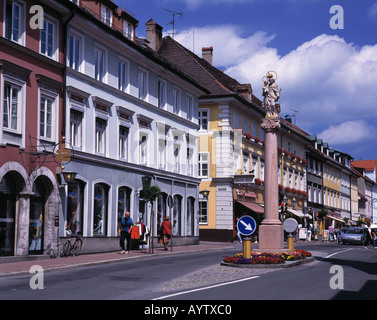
[117,0,377,162]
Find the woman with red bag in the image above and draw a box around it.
[160,216,172,251]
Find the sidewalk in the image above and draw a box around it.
[0,242,236,278]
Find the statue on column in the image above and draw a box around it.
[262,71,281,119]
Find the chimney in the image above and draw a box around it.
[146,19,163,51]
[202,47,213,65]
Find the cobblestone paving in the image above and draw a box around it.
[156,251,324,293]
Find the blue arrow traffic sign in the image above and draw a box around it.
[237,215,257,236]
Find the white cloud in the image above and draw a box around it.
[317,120,377,145]
[175,26,377,148]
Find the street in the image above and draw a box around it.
[0,242,376,301]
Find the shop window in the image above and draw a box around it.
[93,183,108,236]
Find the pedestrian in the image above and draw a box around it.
[119,211,134,254]
[160,216,172,251]
[372,231,377,249]
[235,217,242,243]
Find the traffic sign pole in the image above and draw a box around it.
[237,216,257,258]
[243,237,251,259]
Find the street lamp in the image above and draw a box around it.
[142,175,152,189]
[200,189,210,200]
[62,171,77,185]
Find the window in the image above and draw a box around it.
[93,184,108,236]
[158,138,166,170]
[118,60,129,92]
[186,148,193,176]
[39,96,53,139]
[198,153,208,177]
[40,18,57,59]
[242,117,248,134]
[198,109,208,131]
[68,33,81,71]
[243,152,249,174]
[233,111,239,129]
[173,88,180,114]
[199,200,208,224]
[138,69,148,101]
[118,126,129,160]
[3,83,20,131]
[5,0,24,44]
[173,144,180,173]
[94,46,106,82]
[187,95,193,120]
[70,109,82,149]
[123,21,134,40]
[158,80,166,109]
[95,118,106,154]
[101,5,112,26]
[139,134,147,165]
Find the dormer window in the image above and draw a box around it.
[123,20,134,40]
[101,5,112,26]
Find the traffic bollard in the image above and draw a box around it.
[287,234,294,251]
[243,237,251,259]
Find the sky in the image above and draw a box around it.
[116,0,377,161]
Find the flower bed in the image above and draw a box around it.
[223,250,312,265]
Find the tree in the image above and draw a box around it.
[317,208,328,240]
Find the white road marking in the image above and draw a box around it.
[325,248,353,259]
[153,276,260,300]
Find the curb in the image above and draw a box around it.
[0,244,237,279]
[220,256,315,269]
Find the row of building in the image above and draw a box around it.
[0,0,376,257]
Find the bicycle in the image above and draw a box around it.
[60,231,83,257]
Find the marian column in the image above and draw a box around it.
[259,71,284,251]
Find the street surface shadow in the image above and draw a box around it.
[332,280,377,300]
[316,257,377,275]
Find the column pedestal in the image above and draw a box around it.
[259,116,285,252]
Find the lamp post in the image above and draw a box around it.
[141,176,160,254]
[199,189,210,200]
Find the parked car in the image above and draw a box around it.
[337,227,349,243]
[342,227,368,246]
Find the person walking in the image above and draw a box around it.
[160,216,172,251]
[119,211,134,254]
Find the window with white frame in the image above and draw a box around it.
[139,134,148,165]
[158,79,166,109]
[118,59,129,92]
[70,109,82,149]
[5,0,25,45]
[173,87,180,115]
[198,109,208,131]
[68,32,82,71]
[138,69,148,101]
[123,20,134,40]
[233,111,239,129]
[101,5,112,26]
[94,46,106,82]
[252,156,258,178]
[199,200,208,224]
[243,152,249,174]
[158,138,166,170]
[289,169,293,188]
[39,96,53,140]
[260,159,265,180]
[119,126,129,160]
[40,17,58,60]
[173,134,182,173]
[198,152,209,177]
[95,118,107,154]
[186,95,193,120]
[3,83,21,132]
[186,148,193,176]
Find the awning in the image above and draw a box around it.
[287,208,304,218]
[237,201,264,214]
[328,215,344,223]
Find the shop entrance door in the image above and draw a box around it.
[29,180,45,255]
[0,175,17,256]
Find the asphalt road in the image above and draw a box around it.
[0,243,376,301]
